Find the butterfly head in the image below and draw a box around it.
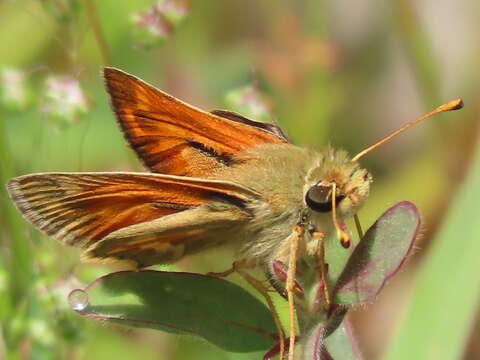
[305,147,372,219]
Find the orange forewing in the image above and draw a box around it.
[104,67,287,177]
[7,172,256,250]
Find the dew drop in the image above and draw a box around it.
[68,289,89,312]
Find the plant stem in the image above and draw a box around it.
[0,112,33,303]
[83,0,111,66]
[297,0,332,147]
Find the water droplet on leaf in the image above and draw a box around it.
[68,289,89,312]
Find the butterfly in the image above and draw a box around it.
[7,68,372,268]
[7,68,463,359]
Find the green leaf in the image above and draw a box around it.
[301,316,363,360]
[73,270,277,353]
[334,201,420,304]
[322,320,363,360]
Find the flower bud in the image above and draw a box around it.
[41,75,88,125]
[0,68,32,111]
[131,0,189,49]
[225,84,273,123]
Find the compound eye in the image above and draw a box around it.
[305,184,344,213]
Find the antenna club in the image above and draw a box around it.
[438,98,464,112]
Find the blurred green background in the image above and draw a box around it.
[1,0,479,359]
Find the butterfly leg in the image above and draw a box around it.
[354,213,364,240]
[286,225,304,360]
[206,258,254,278]
[313,232,333,309]
[236,269,286,360]
[208,260,286,359]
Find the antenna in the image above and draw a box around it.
[351,99,464,162]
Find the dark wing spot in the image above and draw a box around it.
[187,139,234,165]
